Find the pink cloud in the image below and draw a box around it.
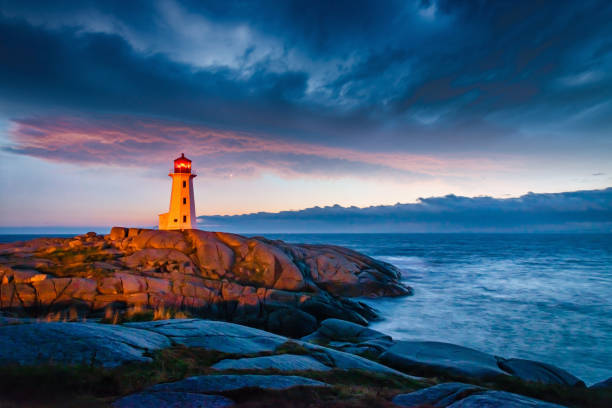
[6,115,512,178]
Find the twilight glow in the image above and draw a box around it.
[0,0,611,229]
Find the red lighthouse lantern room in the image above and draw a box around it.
[173,153,192,173]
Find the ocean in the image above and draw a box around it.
[1,233,611,385]
[263,233,612,386]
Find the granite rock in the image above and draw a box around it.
[150,374,329,393]
[380,341,508,379]
[447,390,567,407]
[0,321,171,367]
[112,391,234,408]
[590,376,612,389]
[212,354,332,372]
[0,229,412,336]
[393,383,485,407]
[125,318,287,354]
[497,358,585,387]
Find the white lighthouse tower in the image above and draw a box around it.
[158,153,197,230]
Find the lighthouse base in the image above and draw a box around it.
[158,213,170,230]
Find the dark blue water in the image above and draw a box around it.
[2,233,611,384]
[262,233,612,385]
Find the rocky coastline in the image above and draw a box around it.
[0,228,410,337]
[0,230,610,407]
[0,317,610,407]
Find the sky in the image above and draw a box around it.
[0,0,611,229]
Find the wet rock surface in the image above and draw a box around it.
[0,229,411,336]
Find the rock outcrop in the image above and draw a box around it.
[303,319,591,388]
[124,318,286,354]
[393,384,567,407]
[0,229,411,336]
[380,341,509,380]
[392,382,485,407]
[590,377,612,389]
[113,375,329,408]
[445,390,567,407]
[149,374,330,393]
[113,391,234,408]
[211,354,332,372]
[496,358,585,387]
[2,317,604,408]
[302,317,394,355]
[0,321,171,367]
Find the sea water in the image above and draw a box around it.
[1,233,611,384]
[262,233,612,385]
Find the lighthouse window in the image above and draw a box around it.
[183,198,186,204]
[183,216,187,222]
[173,218,177,223]
[182,181,186,188]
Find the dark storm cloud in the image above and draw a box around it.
[0,16,315,132]
[0,0,611,158]
[198,188,612,233]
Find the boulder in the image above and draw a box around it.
[109,227,128,241]
[299,296,369,325]
[123,248,194,274]
[292,244,410,297]
[113,391,233,408]
[212,354,331,372]
[150,374,329,393]
[299,341,419,379]
[185,230,234,279]
[0,321,171,367]
[267,308,318,338]
[380,341,508,379]
[130,230,189,252]
[9,269,47,284]
[393,383,485,407]
[446,390,567,407]
[327,342,386,356]
[125,319,286,354]
[590,376,612,389]
[116,272,147,294]
[232,240,306,291]
[303,318,392,344]
[497,358,585,387]
[98,277,122,294]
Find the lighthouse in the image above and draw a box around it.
[158,153,197,230]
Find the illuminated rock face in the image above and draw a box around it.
[0,229,412,336]
[159,153,197,230]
